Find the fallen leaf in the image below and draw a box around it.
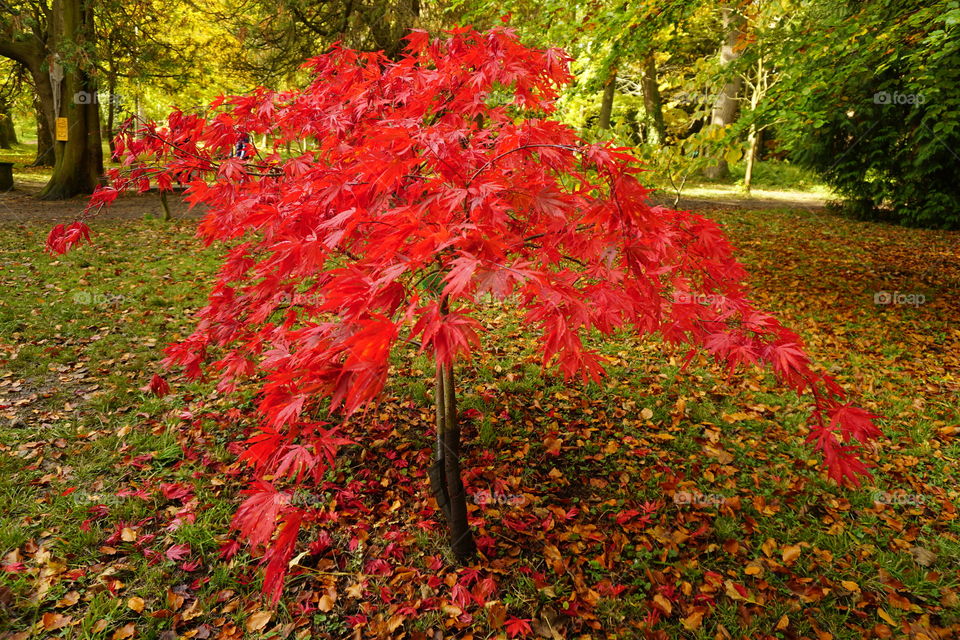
[909,546,936,567]
[127,597,145,613]
[781,544,802,564]
[246,610,272,632]
[681,610,703,631]
[652,594,672,615]
[318,593,335,612]
[41,613,71,630]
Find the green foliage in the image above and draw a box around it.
[768,0,960,228]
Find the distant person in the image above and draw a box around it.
[234,133,250,159]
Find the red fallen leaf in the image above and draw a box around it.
[180,560,202,572]
[451,582,473,608]
[472,576,497,604]
[141,374,171,398]
[1,563,26,573]
[505,617,533,638]
[160,483,193,501]
[218,539,241,560]
[165,544,191,562]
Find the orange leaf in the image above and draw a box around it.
[781,544,802,564]
[681,610,703,630]
[246,610,272,632]
[652,594,672,615]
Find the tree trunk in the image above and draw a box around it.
[33,98,56,167]
[428,296,475,562]
[743,56,768,194]
[39,0,104,200]
[0,108,13,148]
[429,359,476,562]
[640,55,666,145]
[106,76,117,158]
[598,70,617,131]
[159,190,172,221]
[743,124,759,193]
[703,6,745,180]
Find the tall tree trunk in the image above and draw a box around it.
[703,6,745,180]
[40,0,104,200]
[598,70,617,131]
[640,55,666,145]
[33,95,56,167]
[430,359,476,562]
[743,56,768,194]
[106,75,117,157]
[0,108,14,148]
[743,125,759,193]
[428,298,475,562]
[104,36,117,158]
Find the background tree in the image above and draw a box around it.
[0,0,103,198]
[701,1,745,179]
[217,0,427,84]
[765,0,960,228]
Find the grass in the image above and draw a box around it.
[0,199,957,639]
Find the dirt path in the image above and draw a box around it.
[0,179,202,224]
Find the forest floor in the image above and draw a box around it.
[0,190,958,640]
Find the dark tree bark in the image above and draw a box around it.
[33,94,55,167]
[640,55,666,145]
[598,70,617,131]
[1,0,104,197]
[428,297,476,562]
[0,108,14,148]
[39,0,104,199]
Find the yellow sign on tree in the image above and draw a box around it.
[56,118,68,141]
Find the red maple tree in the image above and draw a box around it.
[49,26,880,601]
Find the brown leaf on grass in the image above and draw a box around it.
[704,444,734,464]
[543,437,563,455]
[127,596,145,613]
[111,623,135,640]
[781,544,802,564]
[41,612,71,630]
[681,610,703,630]
[908,546,936,567]
[652,594,672,615]
[486,601,507,629]
[246,610,272,632]
[318,592,335,612]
